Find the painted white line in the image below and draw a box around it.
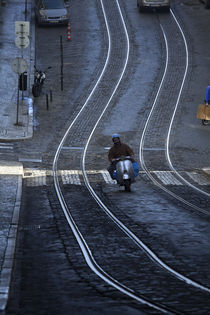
[143,148,165,151]
[19,158,42,163]
[62,146,83,150]
[186,172,210,186]
[0,146,13,149]
[153,171,182,185]
[24,169,47,186]
[60,170,81,185]
[100,170,116,184]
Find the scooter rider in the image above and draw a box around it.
[107,134,134,179]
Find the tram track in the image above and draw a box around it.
[51,1,210,313]
[139,10,210,216]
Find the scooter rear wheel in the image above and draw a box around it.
[124,179,131,192]
[32,83,41,97]
[202,119,209,126]
[202,119,210,126]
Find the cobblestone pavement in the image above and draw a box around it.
[2,0,210,314]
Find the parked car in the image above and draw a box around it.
[35,0,70,26]
[137,0,170,12]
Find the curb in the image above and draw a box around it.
[0,97,33,142]
[0,164,23,311]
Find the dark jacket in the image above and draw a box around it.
[108,142,134,162]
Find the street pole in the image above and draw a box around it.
[60,35,63,91]
[25,0,28,21]
[15,77,20,125]
[21,24,24,101]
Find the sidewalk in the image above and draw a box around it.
[0,0,34,311]
[0,0,34,141]
[0,161,23,312]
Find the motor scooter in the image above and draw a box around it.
[32,65,51,97]
[113,156,139,192]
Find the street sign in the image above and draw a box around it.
[15,35,29,49]
[12,57,27,75]
[15,21,30,50]
[15,21,30,36]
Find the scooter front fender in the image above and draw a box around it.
[116,159,135,184]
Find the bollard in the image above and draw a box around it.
[46,93,49,110]
[67,22,71,41]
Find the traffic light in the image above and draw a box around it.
[19,72,27,90]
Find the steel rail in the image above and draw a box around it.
[52,0,176,313]
[139,11,210,216]
[53,3,210,313]
[81,12,210,294]
[165,10,210,198]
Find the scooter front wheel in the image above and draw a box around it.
[124,179,131,192]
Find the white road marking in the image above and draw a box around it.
[24,169,46,186]
[152,171,182,185]
[100,170,116,184]
[23,168,209,187]
[186,172,210,186]
[62,146,83,150]
[60,170,81,185]
[19,158,42,163]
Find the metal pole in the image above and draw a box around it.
[46,94,49,110]
[25,0,28,21]
[15,78,20,125]
[21,24,24,102]
[21,73,24,100]
[60,35,63,91]
[50,87,53,102]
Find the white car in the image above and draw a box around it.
[35,0,70,26]
[137,0,170,12]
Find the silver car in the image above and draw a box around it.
[35,0,70,25]
[137,0,170,12]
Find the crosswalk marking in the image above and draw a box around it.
[23,169,210,187]
[0,143,14,151]
[100,170,116,184]
[23,169,47,187]
[152,171,182,185]
[60,170,81,185]
[186,172,210,186]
